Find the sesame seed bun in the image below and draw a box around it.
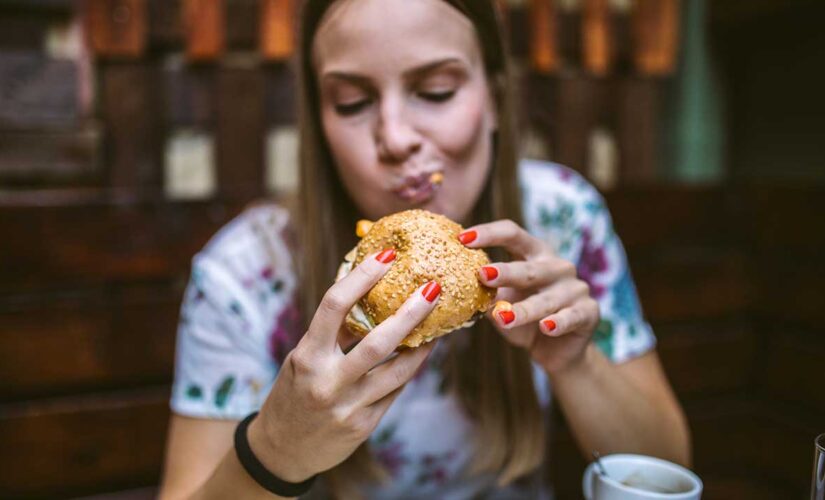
[335,209,496,348]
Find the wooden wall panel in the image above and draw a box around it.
[0,201,246,293]
[0,389,169,498]
[100,64,164,193]
[182,0,225,61]
[0,285,180,401]
[760,328,825,415]
[632,250,751,322]
[260,0,295,61]
[656,321,755,397]
[605,187,735,250]
[216,67,265,197]
[86,0,147,58]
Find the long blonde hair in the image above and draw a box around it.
[295,0,545,495]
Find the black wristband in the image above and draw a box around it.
[234,411,317,497]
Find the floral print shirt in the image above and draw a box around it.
[170,160,656,499]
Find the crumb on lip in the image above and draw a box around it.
[429,172,444,185]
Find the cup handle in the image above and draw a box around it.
[582,463,596,500]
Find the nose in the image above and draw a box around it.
[375,97,422,163]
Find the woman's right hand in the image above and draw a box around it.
[247,249,441,483]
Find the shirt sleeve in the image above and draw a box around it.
[520,160,656,364]
[569,177,657,363]
[170,206,297,419]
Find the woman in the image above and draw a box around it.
[159,0,690,498]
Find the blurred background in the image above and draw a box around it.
[0,0,823,498]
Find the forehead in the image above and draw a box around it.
[313,0,482,75]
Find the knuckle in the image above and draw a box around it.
[393,360,415,387]
[323,288,350,315]
[574,279,591,297]
[308,384,335,408]
[587,299,601,323]
[349,414,373,438]
[353,260,381,281]
[502,219,520,238]
[359,341,386,366]
[560,260,577,277]
[399,302,421,324]
[525,262,539,285]
[287,349,314,376]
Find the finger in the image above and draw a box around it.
[357,341,435,406]
[458,219,546,259]
[491,280,587,329]
[306,249,397,350]
[366,384,405,424]
[343,281,442,378]
[539,298,600,337]
[478,257,576,290]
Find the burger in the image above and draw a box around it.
[335,209,496,348]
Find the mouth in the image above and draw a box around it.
[392,171,443,204]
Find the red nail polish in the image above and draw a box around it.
[498,310,515,325]
[458,230,477,245]
[481,266,498,281]
[422,281,441,302]
[542,319,556,332]
[375,248,396,263]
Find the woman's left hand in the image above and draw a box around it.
[458,220,600,375]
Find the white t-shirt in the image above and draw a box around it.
[170,160,656,499]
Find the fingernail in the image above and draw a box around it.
[375,248,396,263]
[480,266,498,282]
[498,310,515,325]
[458,230,477,245]
[421,281,441,302]
[542,319,557,332]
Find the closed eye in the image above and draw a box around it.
[418,90,456,103]
[335,100,371,116]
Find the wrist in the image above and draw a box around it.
[545,341,597,381]
[247,411,317,483]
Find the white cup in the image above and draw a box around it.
[583,454,703,500]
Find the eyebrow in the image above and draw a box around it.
[321,57,467,85]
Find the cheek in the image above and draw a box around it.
[428,88,489,159]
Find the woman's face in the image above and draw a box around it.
[313,0,497,224]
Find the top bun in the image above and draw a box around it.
[335,209,496,348]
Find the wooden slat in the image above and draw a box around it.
[216,66,265,197]
[0,200,246,293]
[0,127,101,185]
[0,388,169,498]
[260,0,295,61]
[0,285,180,401]
[0,52,80,129]
[632,0,681,75]
[746,185,825,254]
[582,0,612,76]
[605,187,736,250]
[688,397,819,496]
[100,63,164,193]
[552,74,606,175]
[529,0,560,74]
[761,328,825,414]
[86,0,147,58]
[182,0,225,61]
[226,0,258,50]
[163,62,217,128]
[656,320,755,396]
[616,76,661,184]
[147,0,182,49]
[633,249,752,322]
[263,63,296,127]
[754,257,825,327]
